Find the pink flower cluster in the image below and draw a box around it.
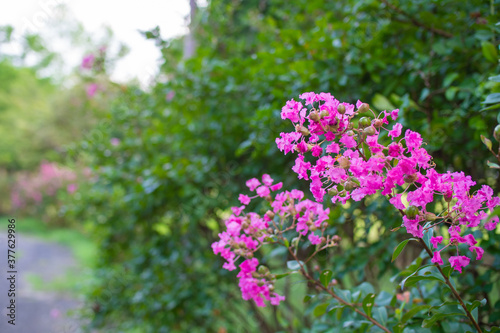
[212,174,336,307]
[276,92,500,273]
[11,161,79,209]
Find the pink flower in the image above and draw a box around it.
[292,155,311,180]
[110,138,120,146]
[270,182,283,191]
[86,83,98,98]
[308,233,322,245]
[311,145,323,157]
[166,91,175,101]
[390,109,399,120]
[389,193,406,210]
[431,251,443,265]
[449,255,470,273]
[67,184,78,194]
[256,186,270,198]
[388,123,402,139]
[405,130,423,151]
[81,54,95,69]
[231,206,245,216]
[246,178,261,191]
[485,216,498,231]
[430,236,443,249]
[238,194,251,205]
[262,174,274,186]
[326,143,340,154]
[469,246,484,260]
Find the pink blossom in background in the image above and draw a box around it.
[67,184,78,194]
[110,138,121,146]
[86,83,98,98]
[81,54,95,70]
[166,91,175,101]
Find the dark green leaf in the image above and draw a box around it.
[320,270,333,288]
[392,239,415,262]
[422,312,465,328]
[401,305,430,323]
[482,41,498,63]
[313,303,328,317]
[362,293,376,317]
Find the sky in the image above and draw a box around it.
[0,0,198,84]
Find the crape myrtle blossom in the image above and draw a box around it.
[276,92,500,273]
[212,174,339,307]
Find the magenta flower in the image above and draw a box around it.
[388,123,402,139]
[449,255,470,273]
[245,178,261,191]
[86,83,98,98]
[431,251,443,265]
[238,194,251,205]
[430,236,443,249]
[110,138,120,146]
[67,183,78,194]
[81,54,95,70]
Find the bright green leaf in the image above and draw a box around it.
[362,293,376,317]
[482,41,498,63]
[320,270,333,288]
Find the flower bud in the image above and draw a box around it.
[358,117,371,128]
[295,124,310,136]
[363,126,376,136]
[309,225,317,231]
[405,205,419,219]
[444,192,453,202]
[404,173,418,184]
[357,103,370,113]
[494,124,500,142]
[268,284,275,291]
[373,119,384,128]
[337,104,346,114]
[344,181,356,191]
[320,109,329,118]
[309,111,321,122]
[328,188,338,196]
[266,210,275,219]
[257,280,265,287]
[424,212,437,221]
[338,156,351,169]
[258,265,269,274]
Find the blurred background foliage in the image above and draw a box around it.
[3,0,500,332]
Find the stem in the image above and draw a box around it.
[287,248,392,333]
[418,239,483,332]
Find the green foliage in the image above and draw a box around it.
[71,0,500,332]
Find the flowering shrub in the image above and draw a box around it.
[214,92,500,331]
[11,161,86,225]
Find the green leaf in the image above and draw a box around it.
[373,93,396,111]
[283,238,290,248]
[401,304,430,323]
[392,239,416,262]
[313,303,328,317]
[481,135,493,151]
[373,306,388,327]
[303,295,312,303]
[400,264,440,290]
[489,75,500,82]
[286,260,303,271]
[403,272,445,289]
[443,73,459,87]
[483,93,500,104]
[482,41,498,63]
[466,298,487,312]
[487,160,500,169]
[362,293,376,317]
[422,312,465,328]
[445,87,458,101]
[422,222,433,249]
[480,103,500,112]
[320,270,333,288]
[393,323,406,333]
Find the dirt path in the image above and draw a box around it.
[0,231,84,333]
